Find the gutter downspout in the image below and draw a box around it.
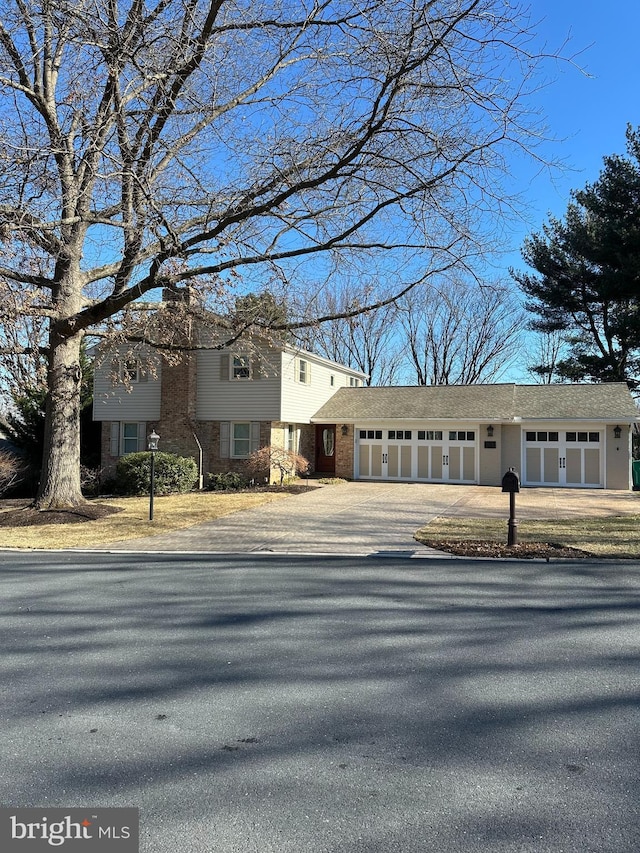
[192,429,204,490]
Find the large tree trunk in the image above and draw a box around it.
[36,328,86,510]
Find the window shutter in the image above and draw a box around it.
[138,423,146,451]
[220,353,229,381]
[250,421,261,452]
[220,422,230,458]
[139,360,149,382]
[252,356,261,379]
[306,362,311,384]
[110,422,120,456]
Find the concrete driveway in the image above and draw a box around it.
[90,482,640,556]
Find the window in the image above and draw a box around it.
[286,424,298,452]
[322,428,335,457]
[349,377,360,387]
[122,423,140,454]
[418,431,425,440]
[448,431,475,441]
[121,359,139,383]
[360,430,382,440]
[298,359,309,383]
[526,431,558,442]
[232,355,251,380]
[588,432,600,442]
[330,375,335,386]
[232,423,251,457]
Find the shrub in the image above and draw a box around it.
[0,450,25,496]
[115,452,198,496]
[206,471,246,491]
[81,465,103,497]
[246,445,310,485]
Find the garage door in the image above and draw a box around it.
[523,429,602,487]
[357,427,476,483]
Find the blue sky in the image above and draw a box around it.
[505,0,640,273]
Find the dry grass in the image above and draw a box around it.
[0,490,292,550]
[415,515,640,558]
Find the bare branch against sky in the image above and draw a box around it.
[0,0,564,506]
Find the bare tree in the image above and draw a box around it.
[294,281,404,385]
[0,0,563,507]
[524,328,568,384]
[398,279,525,385]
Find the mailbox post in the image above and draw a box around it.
[501,467,520,546]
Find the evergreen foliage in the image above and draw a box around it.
[115,452,198,496]
[513,125,640,387]
[206,472,246,491]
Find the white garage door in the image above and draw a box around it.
[523,428,603,487]
[357,427,476,483]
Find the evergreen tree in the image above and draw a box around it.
[513,125,640,387]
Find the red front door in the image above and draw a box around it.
[315,424,336,473]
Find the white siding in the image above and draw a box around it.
[196,346,281,420]
[92,346,161,421]
[280,351,363,423]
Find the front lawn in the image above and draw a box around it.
[0,489,297,549]
[415,515,640,559]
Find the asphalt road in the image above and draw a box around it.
[1,550,640,852]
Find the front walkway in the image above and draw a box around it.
[88,482,640,556]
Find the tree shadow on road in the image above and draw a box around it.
[1,553,640,852]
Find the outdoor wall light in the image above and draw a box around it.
[148,430,160,451]
[341,424,349,436]
[613,425,622,439]
[487,424,494,437]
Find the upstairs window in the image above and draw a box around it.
[232,355,251,380]
[298,359,310,384]
[121,359,139,383]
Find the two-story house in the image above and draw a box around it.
[93,335,367,483]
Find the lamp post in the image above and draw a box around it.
[148,430,160,521]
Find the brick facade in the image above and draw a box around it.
[334,424,354,479]
[158,352,198,459]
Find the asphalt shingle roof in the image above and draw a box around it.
[311,383,639,422]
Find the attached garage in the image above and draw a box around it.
[312,383,639,490]
[523,427,603,487]
[357,426,477,483]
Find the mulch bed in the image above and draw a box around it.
[0,503,122,527]
[423,539,591,559]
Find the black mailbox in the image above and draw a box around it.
[501,467,520,493]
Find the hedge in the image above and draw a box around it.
[115,452,198,496]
